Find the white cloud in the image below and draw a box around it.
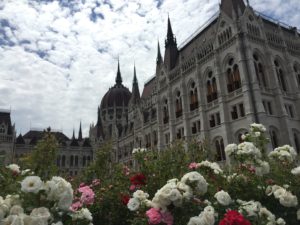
[0,0,299,138]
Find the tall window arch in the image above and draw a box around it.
[0,124,5,134]
[274,59,287,92]
[206,71,218,103]
[82,156,86,167]
[70,155,74,167]
[227,58,241,93]
[253,53,267,87]
[61,155,66,167]
[75,155,78,167]
[175,90,183,118]
[294,63,300,87]
[215,137,226,161]
[293,131,300,154]
[163,98,169,124]
[189,81,198,111]
[269,128,279,149]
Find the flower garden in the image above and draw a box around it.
[1,123,300,225]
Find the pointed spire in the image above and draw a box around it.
[157,41,163,65]
[130,64,140,105]
[167,15,174,41]
[72,129,75,139]
[78,121,82,141]
[220,0,246,18]
[115,58,122,85]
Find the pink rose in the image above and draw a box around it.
[146,208,162,224]
[78,186,95,205]
[189,162,199,170]
[129,184,136,191]
[71,201,82,211]
[161,211,173,225]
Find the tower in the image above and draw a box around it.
[129,64,141,106]
[220,0,246,18]
[164,16,178,71]
[78,121,82,141]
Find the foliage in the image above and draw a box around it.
[20,129,59,180]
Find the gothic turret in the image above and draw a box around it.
[115,59,122,86]
[220,0,246,19]
[96,106,104,138]
[156,41,163,65]
[78,122,82,141]
[70,129,79,146]
[129,64,140,106]
[164,16,178,71]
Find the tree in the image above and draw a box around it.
[22,128,59,179]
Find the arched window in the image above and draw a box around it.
[227,58,241,93]
[270,130,279,149]
[56,155,61,167]
[207,71,218,103]
[175,90,183,118]
[163,98,169,124]
[274,60,287,92]
[82,156,86,167]
[75,155,78,167]
[189,81,198,111]
[294,132,300,154]
[294,63,300,87]
[62,155,66,167]
[253,53,267,87]
[70,155,74,167]
[87,156,91,165]
[215,137,226,161]
[0,124,5,134]
[237,130,248,143]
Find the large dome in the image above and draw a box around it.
[100,84,131,109]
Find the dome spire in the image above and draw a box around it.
[115,58,123,85]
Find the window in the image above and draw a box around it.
[227,58,241,93]
[70,155,74,167]
[153,131,158,146]
[190,81,199,111]
[191,120,201,134]
[215,138,226,161]
[165,133,170,145]
[293,64,300,87]
[75,156,78,167]
[294,132,300,154]
[210,112,221,128]
[143,111,149,123]
[163,99,169,124]
[253,53,267,87]
[231,103,246,120]
[206,71,218,103]
[274,60,287,92]
[87,156,91,166]
[151,108,157,119]
[61,155,66,167]
[175,91,183,118]
[263,100,273,115]
[145,134,151,148]
[56,156,61,167]
[270,130,279,148]
[176,127,184,139]
[82,156,86,167]
[0,125,5,134]
[285,104,295,118]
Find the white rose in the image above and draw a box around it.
[291,166,300,175]
[21,176,43,193]
[214,190,232,206]
[225,144,238,156]
[6,164,20,174]
[71,208,93,221]
[187,216,202,225]
[30,207,51,223]
[297,209,300,220]
[133,190,149,201]
[9,205,24,215]
[276,218,286,225]
[51,222,63,225]
[127,198,140,211]
[279,192,298,207]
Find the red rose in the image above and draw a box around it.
[120,194,130,205]
[130,173,146,186]
[219,210,251,225]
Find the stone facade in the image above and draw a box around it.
[14,125,93,176]
[0,110,15,165]
[90,0,300,164]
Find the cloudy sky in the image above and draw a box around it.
[0,0,299,138]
